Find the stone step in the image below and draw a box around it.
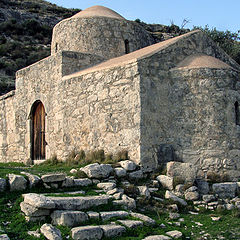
[50,210,130,227]
[71,224,126,240]
[23,193,111,211]
[48,195,111,210]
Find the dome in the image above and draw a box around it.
[71,5,125,20]
[175,54,232,69]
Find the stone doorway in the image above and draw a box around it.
[30,101,46,160]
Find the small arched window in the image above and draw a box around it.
[124,39,130,54]
[234,101,240,125]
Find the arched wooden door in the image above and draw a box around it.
[31,101,46,160]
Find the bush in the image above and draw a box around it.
[206,171,230,183]
[114,150,129,162]
[85,149,105,163]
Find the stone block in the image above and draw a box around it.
[51,210,88,227]
[167,162,197,181]
[0,234,10,240]
[81,163,113,179]
[157,175,174,190]
[184,191,199,201]
[97,182,116,191]
[41,173,66,183]
[23,193,55,209]
[114,167,127,177]
[138,186,151,198]
[166,230,182,239]
[40,223,62,240]
[117,220,143,228]
[165,190,187,206]
[100,224,126,238]
[8,174,27,191]
[143,235,171,240]
[20,202,50,217]
[74,178,92,187]
[129,170,143,180]
[119,160,137,171]
[21,172,41,188]
[87,211,100,220]
[195,179,209,195]
[212,182,237,198]
[100,211,129,221]
[130,212,155,225]
[48,195,111,210]
[71,226,103,240]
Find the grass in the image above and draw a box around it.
[1,184,240,239]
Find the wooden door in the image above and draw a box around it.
[32,102,45,160]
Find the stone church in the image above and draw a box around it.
[0,6,240,177]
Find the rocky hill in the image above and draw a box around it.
[0,0,80,95]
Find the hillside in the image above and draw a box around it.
[0,0,80,95]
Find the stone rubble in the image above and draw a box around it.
[40,223,62,240]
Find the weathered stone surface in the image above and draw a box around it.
[114,167,127,177]
[0,234,10,240]
[20,202,50,217]
[87,211,100,220]
[74,178,92,187]
[130,212,156,225]
[97,182,116,191]
[40,224,62,240]
[100,224,126,238]
[81,163,113,179]
[0,178,6,192]
[122,194,136,209]
[195,179,209,195]
[119,160,137,171]
[8,174,27,191]
[143,235,171,240]
[51,210,88,227]
[41,174,66,183]
[71,226,103,240]
[165,191,187,206]
[166,230,182,239]
[212,182,237,198]
[202,194,215,203]
[100,211,129,221]
[48,195,111,210]
[118,220,143,228]
[107,188,119,195]
[129,170,143,180]
[25,215,46,222]
[157,175,174,190]
[21,172,41,188]
[185,191,199,201]
[23,193,55,209]
[138,186,151,198]
[27,230,41,238]
[62,177,75,187]
[167,162,197,181]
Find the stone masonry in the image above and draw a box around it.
[0,6,240,179]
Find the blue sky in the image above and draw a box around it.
[47,0,239,33]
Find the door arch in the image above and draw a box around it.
[30,101,46,160]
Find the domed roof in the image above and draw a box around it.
[175,54,232,69]
[71,5,125,20]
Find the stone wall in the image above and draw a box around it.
[138,30,240,175]
[59,62,141,161]
[51,17,155,59]
[0,91,17,162]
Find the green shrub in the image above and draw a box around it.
[206,171,230,183]
[85,149,105,163]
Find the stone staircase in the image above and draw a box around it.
[20,191,158,239]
